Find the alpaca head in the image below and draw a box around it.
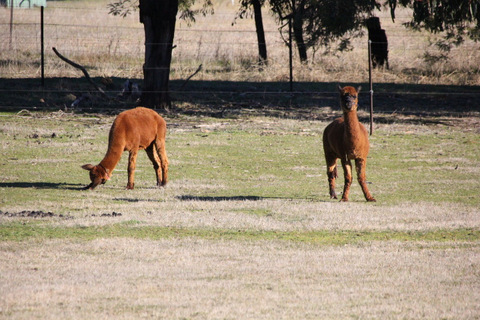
[81,164,110,190]
[338,85,361,112]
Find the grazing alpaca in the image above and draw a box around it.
[82,107,168,190]
[322,85,376,202]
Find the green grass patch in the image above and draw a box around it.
[236,208,274,217]
[1,112,479,218]
[2,222,479,245]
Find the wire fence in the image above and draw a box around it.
[1,4,480,114]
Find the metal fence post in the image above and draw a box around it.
[288,16,293,92]
[41,6,45,87]
[9,0,14,49]
[368,40,374,135]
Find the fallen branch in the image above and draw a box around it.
[52,47,108,98]
[180,64,202,89]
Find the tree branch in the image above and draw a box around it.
[52,47,108,98]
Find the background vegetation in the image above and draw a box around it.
[1,0,480,84]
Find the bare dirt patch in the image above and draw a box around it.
[0,210,71,219]
[0,210,123,219]
[90,211,123,217]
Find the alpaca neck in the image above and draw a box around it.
[343,110,361,139]
[99,144,123,173]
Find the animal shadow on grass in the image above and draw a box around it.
[0,182,85,190]
[177,195,264,202]
[113,197,163,203]
[176,195,325,202]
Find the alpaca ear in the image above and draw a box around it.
[357,86,362,94]
[82,164,94,171]
[337,84,343,92]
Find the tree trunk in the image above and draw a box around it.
[251,0,267,64]
[293,4,308,63]
[139,0,178,110]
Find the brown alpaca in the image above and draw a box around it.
[322,85,376,202]
[82,107,168,190]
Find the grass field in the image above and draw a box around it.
[1,109,479,319]
[1,0,480,318]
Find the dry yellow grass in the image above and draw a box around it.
[1,238,479,319]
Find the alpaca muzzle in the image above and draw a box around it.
[83,183,94,190]
[344,97,357,110]
[84,178,106,190]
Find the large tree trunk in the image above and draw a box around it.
[251,0,267,64]
[139,0,178,110]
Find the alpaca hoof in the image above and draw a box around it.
[367,198,376,202]
[340,198,348,202]
[126,184,134,190]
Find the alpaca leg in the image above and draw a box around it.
[325,156,338,199]
[355,158,376,202]
[155,138,169,186]
[127,149,138,189]
[146,144,162,187]
[341,159,352,202]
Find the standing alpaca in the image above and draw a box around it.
[82,107,168,190]
[322,85,376,202]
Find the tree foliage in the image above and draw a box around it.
[108,0,137,17]
[108,0,213,24]
[391,0,480,44]
[178,0,214,25]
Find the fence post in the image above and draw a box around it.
[41,6,45,87]
[368,40,374,135]
[288,16,293,92]
[9,0,14,49]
